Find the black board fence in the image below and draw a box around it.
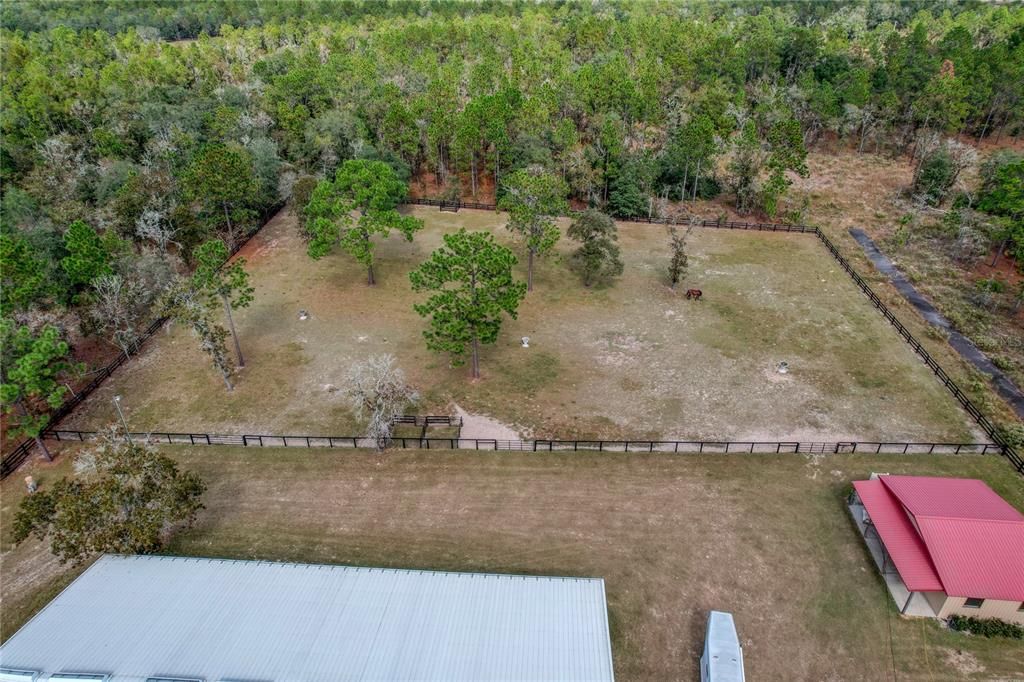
[42,429,1004,456]
[412,195,1022,473]
[406,197,817,232]
[813,228,1023,474]
[5,200,1022,477]
[0,202,284,479]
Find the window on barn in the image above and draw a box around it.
[963,598,984,608]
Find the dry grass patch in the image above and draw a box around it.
[6,445,1023,680]
[788,150,1024,423]
[62,206,975,443]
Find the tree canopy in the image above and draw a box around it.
[498,167,568,291]
[13,428,205,565]
[192,239,254,366]
[0,0,1023,444]
[567,209,624,287]
[305,159,423,284]
[409,229,527,379]
[0,321,81,459]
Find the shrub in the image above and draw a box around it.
[914,150,954,206]
[291,175,318,220]
[997,422,1024,448]
[948,615,1023,640]
[992,355,1014,371]
[972,334,999,353]
[608,178,647,219]
[694,175,721,200]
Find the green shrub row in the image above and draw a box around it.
[948,614,1024,639]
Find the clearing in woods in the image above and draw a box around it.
[61,205,974,443]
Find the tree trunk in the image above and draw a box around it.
[16,401,52,462]
[471,336,480,379]
[991,237,1009,267]
[527,248,535,292]
[995,115,1008,144]
[222,294,245,368]
[471,153,477,197]
[494,147,500,193]
[221,371,234,391]
[223,201,234,249]
[978,101,997,141]
[367,262,376,286]
[692,158,701,203]
[602,151,609,203]
[34,435,53,462]
[681,162,688,203]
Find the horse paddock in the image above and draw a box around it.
[61,206,975,443]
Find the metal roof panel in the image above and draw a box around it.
[880,476,1024,521]
[916,517,1024,601]
[0,556,615,682]
[852,479,944,591]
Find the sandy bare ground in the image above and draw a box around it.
[452,403,520,440]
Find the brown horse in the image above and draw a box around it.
[685,288,703,300]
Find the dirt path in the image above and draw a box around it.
[850,228,1024,420]
[452,403,520,440]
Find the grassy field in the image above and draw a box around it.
[61,205,975,443]
[3,445,1023,680]
[786,150,1024,428]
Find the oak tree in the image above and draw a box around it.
[567,209,624,287]
[12,427,205,565]
[343,354,419,450]
[305,159,423,285]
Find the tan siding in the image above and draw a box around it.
[941,596,1024,625]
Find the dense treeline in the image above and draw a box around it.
[0,0,527,39]
[0,1,994,41]
[2,2,1023,443]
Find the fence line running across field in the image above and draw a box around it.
[812,228,1023,474]
[0,203,284,479]
[407,197,817,232]
[413,197,1022,474]
[42,429,1005,456]
[4,201,1022,477]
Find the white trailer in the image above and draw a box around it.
[700,610,745,682]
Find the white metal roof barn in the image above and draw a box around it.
[0,555,615,682]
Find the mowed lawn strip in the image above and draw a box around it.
[61,206,975,443]
[0,453,86,643]
[5,446,1021,680]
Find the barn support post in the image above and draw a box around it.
[901,592,915,615]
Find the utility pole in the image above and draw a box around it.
[113,395,131,443]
